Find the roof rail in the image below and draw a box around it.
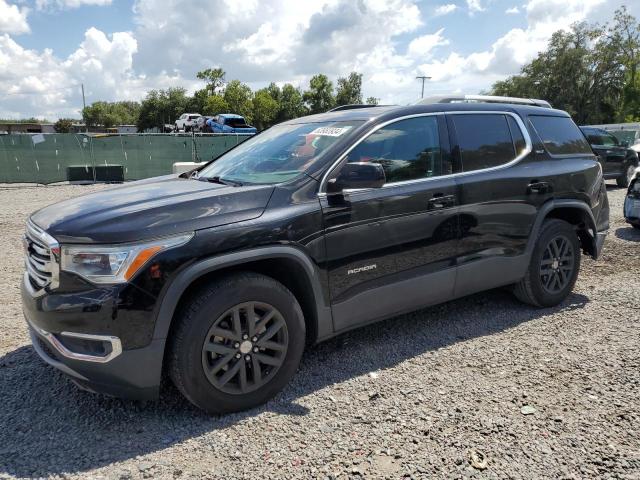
[328,104,394,112]
[416,94,552,108]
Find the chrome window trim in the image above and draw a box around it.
[318,110,532,197]
[28,318,123,363]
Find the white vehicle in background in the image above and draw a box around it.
[174,113,202,132]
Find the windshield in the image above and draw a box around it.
[198,120,363,184]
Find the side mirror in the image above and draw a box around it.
[327,162,386,193]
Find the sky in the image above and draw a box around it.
[0,0,638,120]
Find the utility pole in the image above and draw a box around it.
[416,76,431,98]
[81,83,87,132]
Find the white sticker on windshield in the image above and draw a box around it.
[309,126,352,137]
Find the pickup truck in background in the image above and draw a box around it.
[207,114,257,134]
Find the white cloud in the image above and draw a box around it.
[434,4,457,16]
[505,6,520,14]
[407,29,449,58]
[0,28,142,119]
[0,0,620,118]
[417,0,605,91]
[0,0,30,34]
[35,0,112,10]
[466,0,485,14]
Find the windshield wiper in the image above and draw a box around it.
[199,176,243,187]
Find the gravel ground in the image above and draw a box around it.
[0,183,638,480]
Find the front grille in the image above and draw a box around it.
[24,221,59,292]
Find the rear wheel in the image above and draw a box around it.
[168,273,305,414]
[514,219,581,307]
[617,163,636,188]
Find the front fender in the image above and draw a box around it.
[151,246,333,343]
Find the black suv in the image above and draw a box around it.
[22,102,609,413]
[580,126,639,188]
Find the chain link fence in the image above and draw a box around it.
[0,133,252,184]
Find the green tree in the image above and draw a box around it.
[223,80,254,121]
[366,96,379,105]
[266,82,282,104]
[203,95,230,116]
[137,87,189,131]
[252,88,279,130]
[185,89,209,115]
[82,101,140,128]
[490,22,625,124]
[53,118,74,133]
[196,67,226,95]
[279,84,306,121]
[336,72,363,106]
[608,7,640,121]
[303,74,335,114]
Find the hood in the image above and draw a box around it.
[31,175,274,244]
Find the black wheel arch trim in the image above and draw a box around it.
[526,199,603,259]
[151,246,333,345]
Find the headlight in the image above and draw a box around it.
[60,233,193,284]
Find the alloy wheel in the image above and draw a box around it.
[539,235,575,294]
[201,302,288,395]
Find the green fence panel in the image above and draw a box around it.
[0,133,252,184]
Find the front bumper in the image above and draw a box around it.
[27,317,163,400]
[21,273,164,400]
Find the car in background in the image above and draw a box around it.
[194,116,214,133]
[207,114,257,134]
[580,126,639,188]
[624,170,640,229]
[610,129,640,154]
[175,113,202,132]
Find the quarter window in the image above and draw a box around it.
[452,114,517,172]
[529,115,592,155]
[345,116,447,183]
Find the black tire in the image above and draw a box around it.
[168,272,305,414]
[514,219,581,307]
[616,163,636,188]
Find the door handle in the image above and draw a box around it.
[427,194,455,209]
[528,181,550,194]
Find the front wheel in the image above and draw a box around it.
[617,163,636,188]
[514,219,581,307]
[168,273,305,414]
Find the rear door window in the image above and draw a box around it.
[451,114,516,172]
[530,116,592,155]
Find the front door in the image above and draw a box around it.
[320,114,459,332]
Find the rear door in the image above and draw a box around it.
[321,114,459,331]
[448,111,542,296]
